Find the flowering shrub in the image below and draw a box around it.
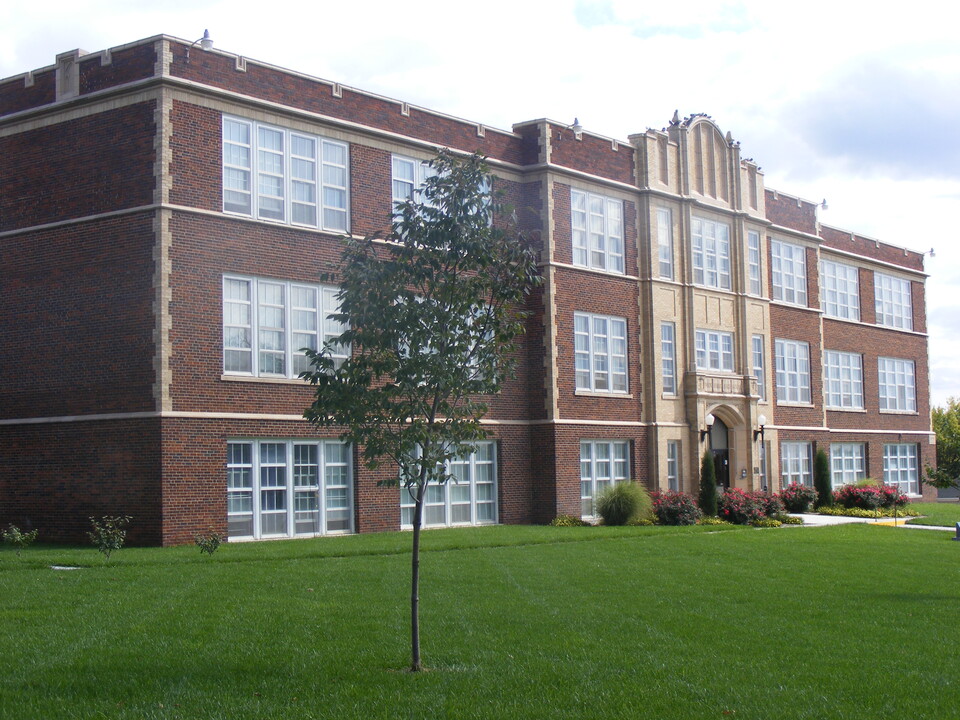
[779,483,818,513]
[651,491,702,526]
[879,485,910,509]
[717,488,766,525]
[835,484,883,510]
[760,493,786,518]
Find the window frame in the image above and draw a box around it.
[774,339,811,404]
[747,230,762,295]
[571,189,625,274]
[661,322,677,395]
[222,116,349,232]
[223,275,347,379]
[574,312,628,394]
[227,439,353,540]
[878,357,916,412]
[883,443,919,496]
[820,259,861,321]
[780,442,813,488]
[657,207,674,279]
[770,239,808,306]
[580,440,630,519]
[830,443,865,489]
[691,217,731,290]
[695,329,734,373]
[874,272,913,330]
[399,442,498,529]
[823,350,864,410]
[666,440,680,492]
[752,335,766,401]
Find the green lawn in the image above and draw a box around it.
[2,524,958,719]
[907,500,960,527]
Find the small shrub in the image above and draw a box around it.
[699,452,718,516]
[549,514,589,527]
[88,515,132,560]
[195,530,224,555]
[596,482,652,526]
[2,524,38,557]
[879,485,910,509]
[717,488,765,525]
[776,514,805,525]
[759,493,786,518]
[751,517,782,528]
[779,483,819,513]
[651,491,702,526]
[699,516,732,526]
[835,484,882,511]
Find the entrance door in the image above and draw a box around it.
[709,417,730,490]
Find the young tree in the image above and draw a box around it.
[301,151,539,672]
[926,397,960,492]
[699,452,718,516]
[813,448,832,508]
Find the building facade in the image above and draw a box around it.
[0,35,936,545]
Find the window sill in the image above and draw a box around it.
[221,374,308,385]
[878,409,919,415]
[826,407,866,413]
[575,390,634,399]
[776,401,815,408]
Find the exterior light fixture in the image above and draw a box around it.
[753,413,767,442]
[186,29,214,62]
[699,412,715,443]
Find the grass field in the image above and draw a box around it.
[906,500,960,527]
[2,523,958,719]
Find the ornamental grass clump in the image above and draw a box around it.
[596,482,652,526]
[779,483,819,513]
[650,491,702,526]
[717,488,766,525]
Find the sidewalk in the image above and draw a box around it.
[791,513,955,531]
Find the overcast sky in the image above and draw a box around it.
[3,0,958,406]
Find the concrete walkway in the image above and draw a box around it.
[791,512,955,532]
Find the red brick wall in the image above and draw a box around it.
[169,41,526,165]
[0,101,156,231]
[79,45,156,95]
[169,100,221,210]
[0,418,163,545]
[548,123,634,185]
[820,225,924,272]
[0,69,56,116]
[0,214,157,419]
[765,191,817,234]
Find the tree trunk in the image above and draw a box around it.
[410,477,427,672]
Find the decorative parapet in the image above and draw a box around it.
[685,372,757,398]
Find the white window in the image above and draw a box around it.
[691,217,731,289]
[391,154,440,207]
[571,190,625,274]
[666,440,680,492]
[661,322,677,395]
[830,443,865,489]
[400,442,498,528]
[780,442,812,487]
[222,117,348,232]
[580,440,629,518]
[883,443,918,495]
[657,207,673,279]
[574,313,628,393]
[747,231,762,295]
[823,351,864,409]
[751,335,766,401]
[878,357,916,412]
[874,273,913,330]
[820,260,860,321]
[695,329,734,372]
[223,276,347,378]
[771,239,807,306]
[775,339,811,404]
[227,440,353,539]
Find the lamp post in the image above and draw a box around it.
[753,414,767,492]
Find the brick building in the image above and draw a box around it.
[0,35,936,545]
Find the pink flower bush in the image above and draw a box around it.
[650,491,702,526]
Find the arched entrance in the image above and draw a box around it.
[709,417,730,490]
